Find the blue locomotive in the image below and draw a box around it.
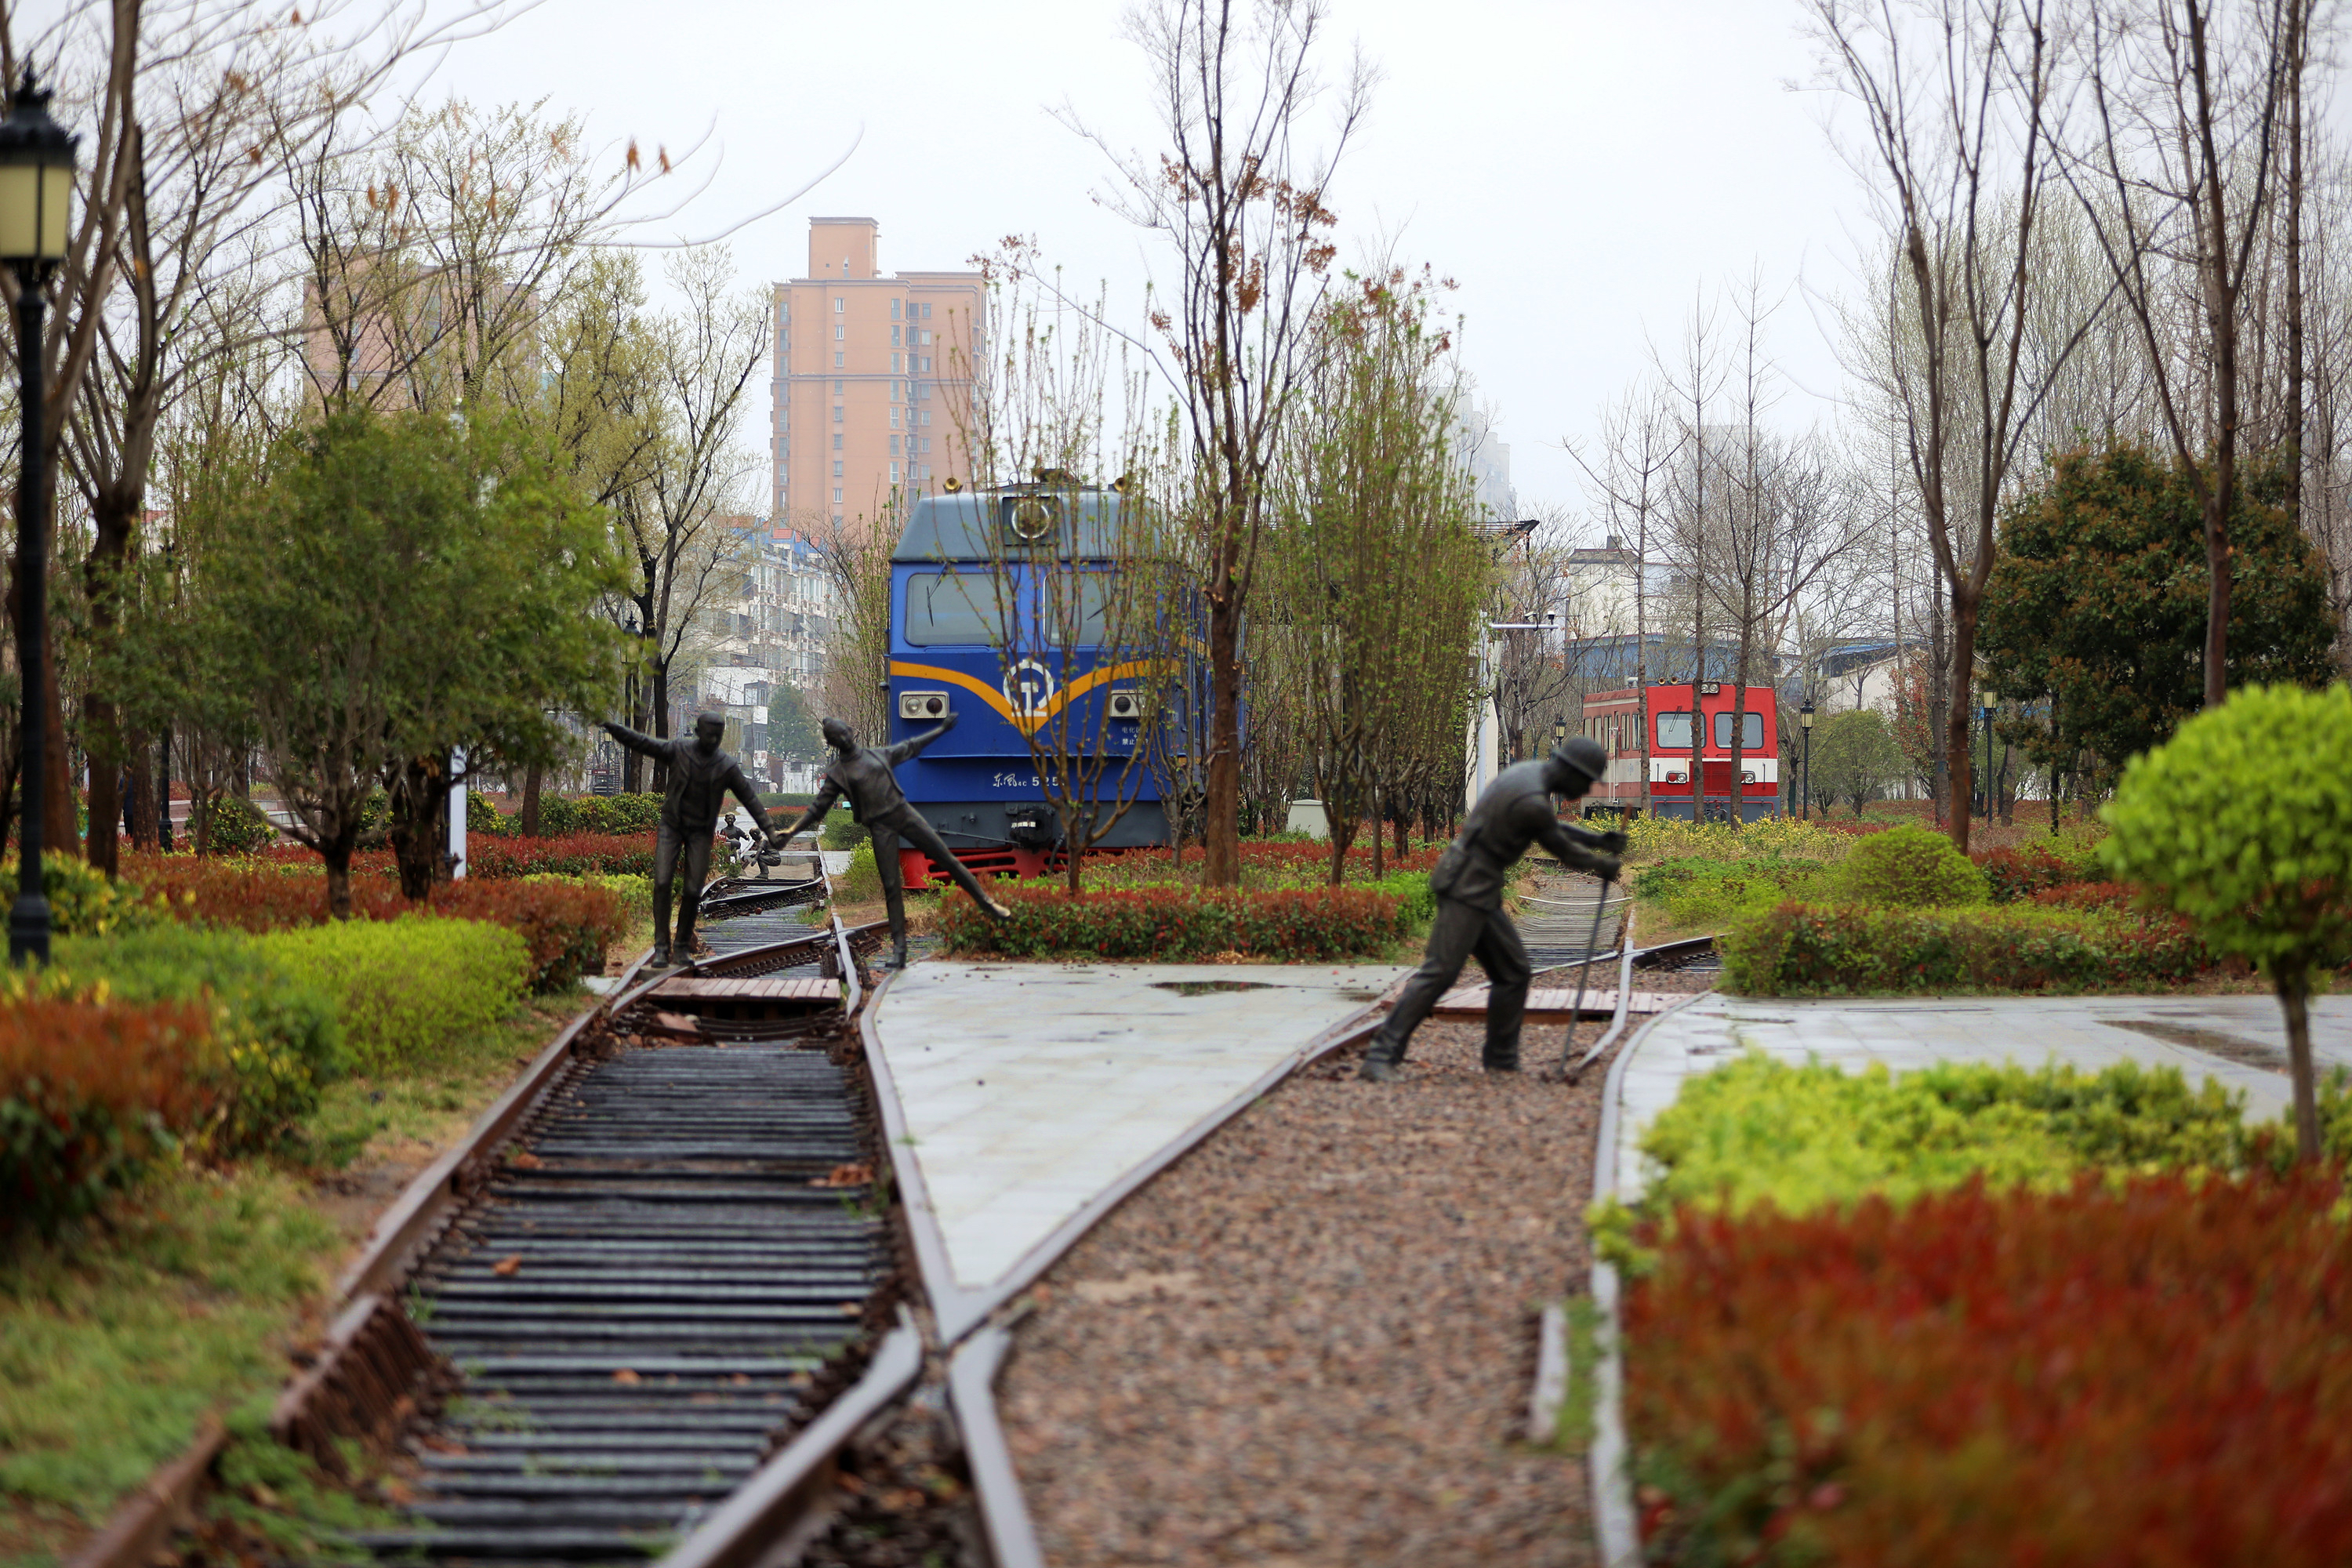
[884,482,1184,886]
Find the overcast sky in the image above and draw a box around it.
[405,0,1889,526]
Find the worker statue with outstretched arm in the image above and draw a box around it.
[601,710,775,968]
[1359,736,1625,1082]
[775,712,1012,971]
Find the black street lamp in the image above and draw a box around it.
[1,74,77,966]
[1978,690,1997,822]
[1799,697,1815,820]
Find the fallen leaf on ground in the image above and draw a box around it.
[507,1151,544,1170]
[492,1256,522,1276]
[809,1163,873,1188]
[612,1368,641,1385]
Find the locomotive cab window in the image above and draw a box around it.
[1656,711,1695,750]
[1712,711,1766,750]
[902,572,1002,646]
[1046,575,1117,646]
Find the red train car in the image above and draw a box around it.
[1578,682,1782,822]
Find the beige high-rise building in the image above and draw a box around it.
[769,217,981,532]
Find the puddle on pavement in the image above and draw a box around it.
[1151,980,1276,997]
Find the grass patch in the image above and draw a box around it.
[0,1167,335,1566]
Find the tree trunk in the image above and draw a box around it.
[651,658,673,793]
[324,831,358,920]
[1203,590,1243,887]
[2201,485,2233,708]
[1944,586,1981,856]
[387,754,452,899]
[2280,971,2319,1161]
[124,724,158,851]
[521,763,543,837]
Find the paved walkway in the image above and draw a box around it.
[1614,993,2349,1201]
[870,962,1406,1324]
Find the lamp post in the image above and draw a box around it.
[1978,691,1997,822]
[1,74,77,966]
[1799,697,1815,820]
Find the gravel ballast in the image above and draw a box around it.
[993,997,1668,1567]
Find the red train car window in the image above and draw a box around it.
[1657,711,1695,749]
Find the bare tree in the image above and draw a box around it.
[1812,0,2081,854]
[1069,0,1371,884]
[2066,0,2298,708]
[1570,382,1680,818]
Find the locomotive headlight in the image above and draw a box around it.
[1106,690,1142,720]
[899,689,950,720]
[1004,495,1061,542]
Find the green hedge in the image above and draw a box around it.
[256,916,527,1072]
[1831,822,1989,906]
[50,929,346,1156]
[529,793,665,837]
[1722,902,2211,995]
[938,883,1410,961]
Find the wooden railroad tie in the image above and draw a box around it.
[1432,985,1682,1022]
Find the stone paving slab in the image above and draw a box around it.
[1614,993,2348,1203]
[873,962,1410,1292]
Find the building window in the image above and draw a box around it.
[920,330,931,347]
[891,380,902,401]
[833,488,843,504]
[834,379,844,394]
[921,436,931,453]
[833,352,844,368]
[891,325,902,346]
[834,322,844,340]
[891,407,901,428]
[891,299,902,320]
[833,433,843,449]
[833,405,843,423]
[890,462,900,485]
[889,435,900,455]
[833,461,843,477]
[922,303,932,318]
[891,354,901,373]
[921,409,931,425]
[834,297,844,313]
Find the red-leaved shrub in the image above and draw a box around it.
[120,853,627,992]
[0,996,220,1237]
[1722,901,2210,993]
[1975,839,2105,901]
[1626,1169,2352,1566]
[246,833,655,880]
[936,883,1408,961]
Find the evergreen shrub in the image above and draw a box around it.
[199,796,278,855]
[257,916,526,1071]
[0,996,220,1237]
[1831,822,1989,906]
[1722,902,2209,994]
[937,884,1408,961]
[49,929,346,1154]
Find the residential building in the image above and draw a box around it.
[769,217,982,534]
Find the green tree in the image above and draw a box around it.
[1980,445,2336,783]
[186,409,622,915]
[2101,684,2352,1161]
[1809,707,1904,818]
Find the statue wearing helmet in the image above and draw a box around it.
[1358,735,1624,1082]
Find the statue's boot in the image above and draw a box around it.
[674,902,700,961]
[1483,1030,1522,1073]
[884,939,909,971]
[1357,1033,1406,1083]
[652,897,673,969]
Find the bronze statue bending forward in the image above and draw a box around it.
[1359,736,1625,1082]
[777,713,1011,969]
[601,713,773,967]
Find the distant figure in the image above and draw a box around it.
[601,712,773,967]
[775,712,1011,970]
[1359,737,1624,1081]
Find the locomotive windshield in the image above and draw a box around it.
[1713,711,1766,749]
[1043,575,1117,647]
[1656,711,1695,750]
[902,572,1004,646]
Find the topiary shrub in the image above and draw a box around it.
[201,794,279,855]
[48,927,347,1156]
[257,915,527,1072]
[0,852,169,938]
[1832,822,1989,907]
[2102,683,2352,1160]
[534,793,581,836]
[0,995,221,1238]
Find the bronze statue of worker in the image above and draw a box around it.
[601,712,773,967]
[1359,736,1626,1082]
[776,711,1011,969]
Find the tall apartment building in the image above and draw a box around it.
[770,217,982,532]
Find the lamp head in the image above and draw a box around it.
[0,72,77,268]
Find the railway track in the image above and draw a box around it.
[329,898,908,1563]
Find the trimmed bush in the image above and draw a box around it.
[0,852,169,938]
[0,996,220,1238]
[433,878,629,992]
[1624,1169,2352,1567]
[569,793,663,836]
[1831,822,1987,906]
[1632,855,1838,930]
[49,929,346,1155]
[1975,834,2107,902]
[1626,1052,2252,1225]
[200,795,278,855]
[258,916,527,1072]
[1722,902,2209,995]
[937,883,1409,961]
